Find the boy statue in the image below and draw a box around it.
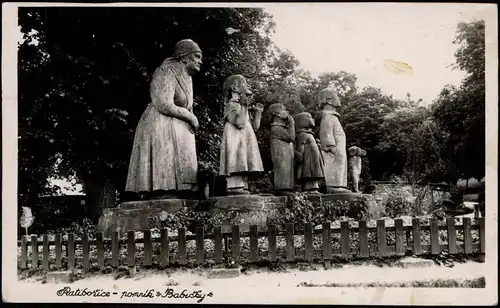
[295,112,325,194]
[317,87,351,194]
[267,103,295,196]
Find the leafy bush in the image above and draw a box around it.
[269,192,370,228]
[373,180,445,218]
[148,209,215,234]
[248,172,274,195]
[384,191,413,217]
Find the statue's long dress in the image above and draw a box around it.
[295,129,325,181]
[219,100,264,181]
[319,110,348,188]
[125,60,198,193]
[270,125,295,191]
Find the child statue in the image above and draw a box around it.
[219,75,264,195]
[267,103,296,196]
[294,112,325,194]
[317,87,351,194]
[348,146,367,193]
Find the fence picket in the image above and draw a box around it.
[304,223,313,261]
[214,226,223,264]
[286,223,295,261]
[268,225,277,262]
[96,232,105,268]
[20,236,28,269]
[160,229,169,267]
[358,221,369,257]
[430,218,440,255]
[395,219,405,256]
[31,235,39,269]
[479,217,485,254]
[249,225,259,262]
[463,217,472,254]
[232,225,240,262]
[127,231,135,268]
[196,226,205,264]
[67,233,75,269]
[42,235,50,270]
[463,218,472,254]
[55,234,62,269]
[322,222,332,260]
[178,228,187,265]
[412,218,422,255]
[82,233,90,270]
[447,218,457,254]
[143,230,153,267]
[340,221,350,258]
[376,220,387,257]
[111,232,119,267]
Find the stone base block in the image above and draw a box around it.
[98,195,285,235]
[98,198,200,236]
[46,271,73,284]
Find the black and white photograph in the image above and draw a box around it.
[2,2,498,304]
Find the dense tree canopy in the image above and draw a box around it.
[430,20,485,181]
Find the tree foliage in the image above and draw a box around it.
[430,20,485,180]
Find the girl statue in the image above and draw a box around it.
[219,75,264,195]
[125,39,203,200]
[317,87,351,194]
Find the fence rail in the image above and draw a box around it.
[18,217,485,271]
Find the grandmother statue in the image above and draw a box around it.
[317,87,351,194]
[125,39,203,200]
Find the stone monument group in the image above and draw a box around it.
[125,38,367,201]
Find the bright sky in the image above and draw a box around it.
[263,3,486,104]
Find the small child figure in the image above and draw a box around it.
[294,112,325,194]
[219,75,264,195]
[267,103,296,196]
[347,146,367,193]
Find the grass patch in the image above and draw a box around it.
[297,276,486,288]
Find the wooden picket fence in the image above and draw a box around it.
[18,217,485,271]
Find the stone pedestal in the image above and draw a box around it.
[97,195,286,236]
[97,193,382,236]
[98,199,199,236]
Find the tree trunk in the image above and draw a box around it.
[83,176,116,221]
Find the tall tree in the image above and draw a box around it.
[431,20,485,181]
[343,86,406,180]
[377,106,431,180]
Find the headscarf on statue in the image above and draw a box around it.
[154,39,201,109]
